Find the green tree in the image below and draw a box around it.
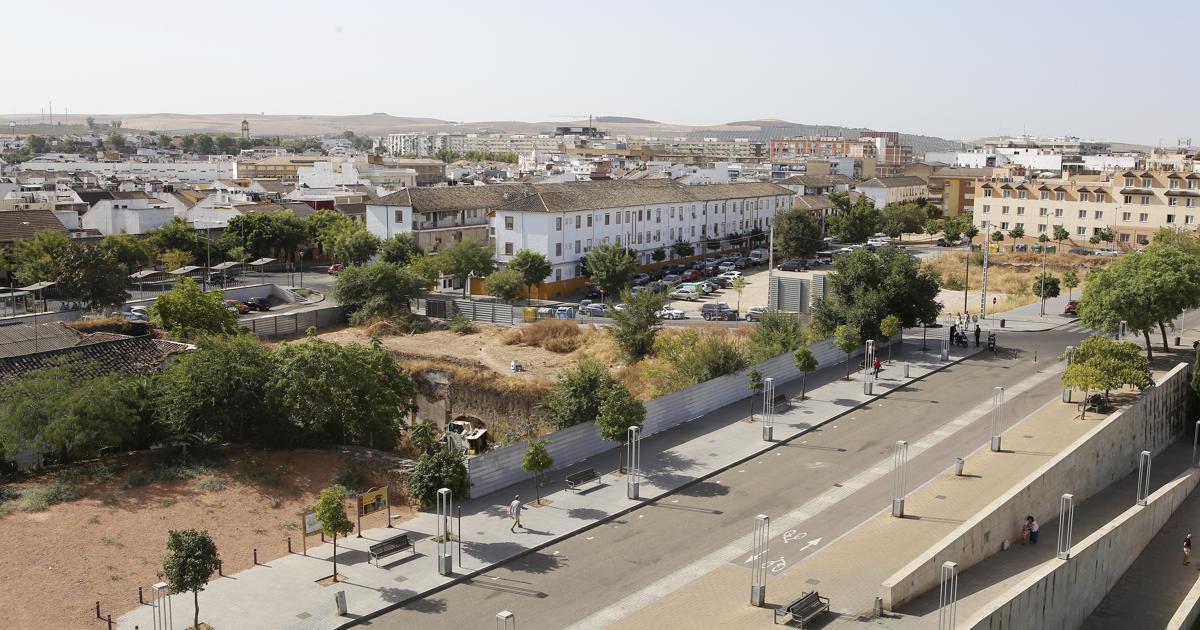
[156,134,174,149]
[150,278,238,340]
[880,314,902,363]
[774,207,824,259]
[746,310,807,363]
[157,335,276,445]
[215,134,237,154]
[406,449,469,506]
[672,240,695,259]
[379,233,423,266]
[150,218,202,258]
[196,134,215,154]
[1152,228,1200,259]
[963,223,979,246]
[56,244,129,309]
[1053,225,1070,243]
[11,229,71,285]
[538,359,615,430]
[507,249,552,302]
[521,439,554,505]
[595,383,645,473]
[747,369,764,421]
[269,336,416,447]
[328,224,381,266]
[162,529,221,630]
[792,346,818,400]
[827,195,880,243]
[811,246,941,342]
[101,233,154,273]
[941,217,963,244]
[179,135,196,152]
[437,238,494,296]
[730,276,748,312]
[305,209,351,250]
[107,132,126,152]
[991,230,1004,243]
[160,249,193,272]
[584,242,637,299]
[834,324,862,380]
[314,485,355,582]
[407,420,438,454]
[651,247,666,262]
[1032,275,1060,298]
[485,268,525,303]
[1062,270,1079,301]
[1008,225,1025,247]
[333,261,425,324]
[1062,335,1151,419]
[609,288,666,362]
[27,135,49,153]
[881,203,927,241]
[924,219,942,239]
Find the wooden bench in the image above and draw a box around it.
[368,533,414,566]
[565,468,601,492]
[774,591,830,627]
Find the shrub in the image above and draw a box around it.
[746,310,807,363]
[941,272,964,291]
[539,359,616,430]
[21,480,83,511]
[448,314,478,335]
[406,449,469,507]
[122,472,149,489]
[196,476,227,492]
[333,469,367,494]
[152,462,207,483]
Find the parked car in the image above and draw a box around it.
[208,271,236,285]
[745,306,769,322]
[1064,300,1078,316]
[680,269,703,282]
[244,296,271,311]
[778,260,806,272]
[129,305,149,317]
[582,303,610,317]
[326,263,344,275]
[670,286,701,301]
[734,257,752,269]
[584,287,604,299]
[701,303,738,321]
[1069,246,1094,256]
[867,238,888,248]
[224,299,250,314]
[1095,248,1120,257]
[718,270,742,280]
[657,305,686,320]
[663,265,685,275]
[710,276,733,289]
[613,303,628,312]
[813,252,835,265]
[662,274,682,286]
[718,262,737,273]
[631,273,651,286]
[936,238,955,247]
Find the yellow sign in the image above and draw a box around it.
[358,487,388,517]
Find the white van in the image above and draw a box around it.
[748,249,766,263]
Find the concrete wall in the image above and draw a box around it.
[881,362,1190,610]
[466,335,898,499]
[1166,567,1200,629]
[965,470,1199,630]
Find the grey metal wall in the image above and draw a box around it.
[238,305,346,338]
[451,299,516,325]
[767,276,809,313]
[465,334,898,498]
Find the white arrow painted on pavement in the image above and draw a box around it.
[801,537,822,551]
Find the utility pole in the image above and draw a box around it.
[980,222,990,319]
[1039,242,1048,316]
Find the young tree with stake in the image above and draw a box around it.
[792,346,818,400]
[880,314,902,363]
[747,369,764,420]
[521,439,554,505]
[315,485,355,582]
[834,324,862,380]
[162,529,221,630]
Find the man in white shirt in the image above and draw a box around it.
[509,495,523,533]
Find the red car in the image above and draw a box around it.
[680,269,702,282]
[1064,300,1078,315]
[224,299,250,314]
[327,263,344,275]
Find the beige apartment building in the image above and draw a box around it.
[972,169,1200,247]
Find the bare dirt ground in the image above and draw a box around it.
[319,325,605,381]
[0,449,410,630]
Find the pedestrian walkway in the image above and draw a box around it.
[607,363,1107,630]
[116,339,977,630]
[895,443,1196,628]
[980,294,1078,332]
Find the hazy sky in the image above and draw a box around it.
[3,0,1197,144]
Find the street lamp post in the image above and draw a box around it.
[1038,242,1048,316]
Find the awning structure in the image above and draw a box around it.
[20,281,55,292]
[167,266,203,275]
[247,258,276,267]
[129,270,163,280]
[211,261,243,270]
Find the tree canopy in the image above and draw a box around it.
[436,238,494,295]
[484,268,526,303]
[583,242,637,298]
[157,335,277,445]
[56,244,129,309]
[538,359,616,430]
[811,246,941,341]
[774,207,824,259]
[827,194,881,243]
[608,288,666,362]
[333,261,424,324]
[162,529,221,630]
[1062,335,1151,418]
[380,233,423,266]
[150,278,239,340]
[507,249,552,299]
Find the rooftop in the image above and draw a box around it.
[0,335,193,381]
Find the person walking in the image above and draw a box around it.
[974,324,982,347]
[872,357,881,377]
[509,495,523,533]
[1185,534,1193,565]
[1028,516,1040,544]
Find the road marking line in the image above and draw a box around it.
[564,363,1061,630]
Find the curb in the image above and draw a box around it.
[344,344,981,628]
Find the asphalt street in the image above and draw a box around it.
[358,326,1089,630]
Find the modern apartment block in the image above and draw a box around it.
[972,168,1200,247]
[769,131,912,177]
[17,158,235,183]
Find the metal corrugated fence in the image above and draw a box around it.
[465,333,900,498]
[238,305,346,338]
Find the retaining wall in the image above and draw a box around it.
[880,361,1190,610]
[964,469,1200,630]
[466,334,899,499]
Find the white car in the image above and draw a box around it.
[1095,248,1120,257]
[718,270,742,280]
[867,238,888,248]
[718,262,737,272]
[613,303,628,312]
[657,305,686,320]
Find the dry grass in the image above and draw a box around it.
[66,317,157,337]
[503,319,585,353]
[924,251,1104,295]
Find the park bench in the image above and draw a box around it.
[565,468,601,492]
[773,591,830,627]
[368,533,414,566]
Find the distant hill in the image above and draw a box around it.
[594,116,659,124]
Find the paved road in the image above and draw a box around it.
[358,328,1089,630]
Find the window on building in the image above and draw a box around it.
[1122,212,1131,221]
[394,209,404,223]
[1040,191,1049,200]
[504,242,513,255]
[1055,208,1064,217]
[1137,234,1150,245]
[1124,177,1134,187]
[604,213,610,226]
[655,230,661,242]
[1078,210,1087,219]
[656,209,661,223]
[1056,192,1066,201]
[587,215,593,228]
[1017,207,1025,215]
[1002,190,1011,198]
[1094,211,1103,220]
[1015,222,1024,230]
[1039,207,1048,216]
[982,205,990,213]
[1120,232,1130,242]
[1141,196,1150,205]
[555,242,562,257]
[1096,193,1105,202]
[1142,177,1153,187]
[1002,206,1010,214]
[1018,190,1027,199]
[1000,222,1009,230]
[1139,213,1149,222]
[1124,195,1133,204]
[575,240,581,253]
[1080,192,1090,202]
[556,217,562,231]
[1038,224,1047,233]
[1170,197,1179,206]
[1189,199,1198,208]
[1187,215,1196,225]
[691,226,696,237]
[1076,226,1087,235]
[504,216,513,230]
[1171,179,1181,189]
[555,269,561,282]
[1189,180,1198,190]
[984,189,993,198]
[1167,214,1176,224]
[575,216,581,229]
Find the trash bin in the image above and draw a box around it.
[954,457,965,476]
[1176,336,1182,346]
[523,307,538,323]
[1062,388,1072,403]
[903,363,910,378]
[1000,319,1006,328]
[335,590,347,616]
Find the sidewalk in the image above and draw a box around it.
[116,339,978,630]
[981,295,1078,332]
[607,362,1103,629]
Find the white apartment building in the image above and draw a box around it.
[383,133,467,158]
[973,169,1200,247]
[492,181,793,292]
[81,192,174,235]
[17,158,235,183]
[857,176,929,209]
